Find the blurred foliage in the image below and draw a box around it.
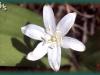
[0,3,71,69]
[78,30,100,71]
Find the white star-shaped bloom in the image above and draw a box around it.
[21,4,85,71]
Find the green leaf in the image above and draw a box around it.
[0,4,70,68]
[78,30,100,71]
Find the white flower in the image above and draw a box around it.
[21,4,85,71]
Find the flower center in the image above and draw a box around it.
[43,30,62,48]
[51,37,57,42]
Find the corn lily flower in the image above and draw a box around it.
[21,4,85,71]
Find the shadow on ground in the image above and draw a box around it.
[11,35,46,68]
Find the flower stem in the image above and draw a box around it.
[70,54,82,71]
[67,50,82,71]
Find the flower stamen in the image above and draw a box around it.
[56,31,62,37]
[48,25,51,31]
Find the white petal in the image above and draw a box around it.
[21,24,45,40]
[43,4,56,35]
[61,36,85,52]
[27,42,50,61]
[48,43,61,71]
[56,13,77,37]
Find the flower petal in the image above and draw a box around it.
[21,24,45,41]
[27,42,50,61]
[56,13,77,37]
[61,36,85,52]
[48,43,61,71]
[43,4,56,35]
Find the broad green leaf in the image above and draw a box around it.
[78,30,100,71]
[0,3,70,68]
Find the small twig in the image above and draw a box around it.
[82,17,88,43]
[90,18,95,35]
[56,5,64,23]
[74,24,90,35]
[69,5,94,18]
[65,3,70,13]
[74,24,84,31]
